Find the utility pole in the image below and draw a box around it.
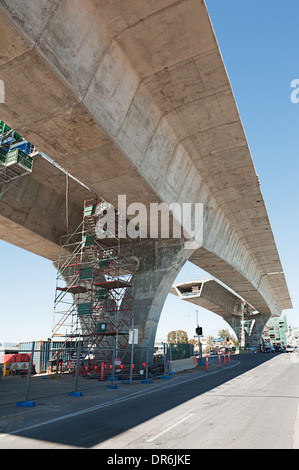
[196,310,202,360]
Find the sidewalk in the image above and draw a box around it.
[0,359,221,411]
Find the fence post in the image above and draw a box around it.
[146,349,149,380]
[163,343,168,374]
[74,339,81,392]
[111,341,116,383]
[16,342,36,407]
[129,329,135,384]
[25,342,35,402]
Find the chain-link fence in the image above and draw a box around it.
[0,341,173,395]
[0,340,201,406]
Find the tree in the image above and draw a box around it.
[217,329,238,346]
[218,329,231,340]
[188,339,197,346]
[167,330,188,344]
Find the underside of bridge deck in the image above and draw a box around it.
[0,1,292,352]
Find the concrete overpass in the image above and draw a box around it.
[0,1,292,354]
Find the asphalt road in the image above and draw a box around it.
[1,352,299,450]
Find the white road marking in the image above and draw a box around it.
[244,376,254,382]
[146,413,194,443]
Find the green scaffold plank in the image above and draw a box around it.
[80,267,93,280]
[83,235,95,247]
[84,204,96,217]
[78,302,92,316]
[0,147,7,164]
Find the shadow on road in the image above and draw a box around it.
[0,353,283,448]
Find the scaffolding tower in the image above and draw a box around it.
[51,198,136,366]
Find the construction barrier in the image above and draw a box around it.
[2,353,32,376]
[206,354,209,372]
[170,357,196,373]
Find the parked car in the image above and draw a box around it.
[263,347,275,353]
[246,347,257,353]
[285,345,295,353]
[274,345,284,353]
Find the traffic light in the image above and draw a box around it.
[196,326,202,336]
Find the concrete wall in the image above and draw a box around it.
[170,357,198,373]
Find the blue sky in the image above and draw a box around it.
[1,1,298,343]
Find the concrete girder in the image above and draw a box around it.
[0,1,292,325]
[0,154,92,259]
[170,279,255,319]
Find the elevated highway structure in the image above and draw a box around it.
[170,279,269,348]
[0,0,292,357]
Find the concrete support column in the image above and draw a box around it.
[249,313,271,348]
[131,238,193,361]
